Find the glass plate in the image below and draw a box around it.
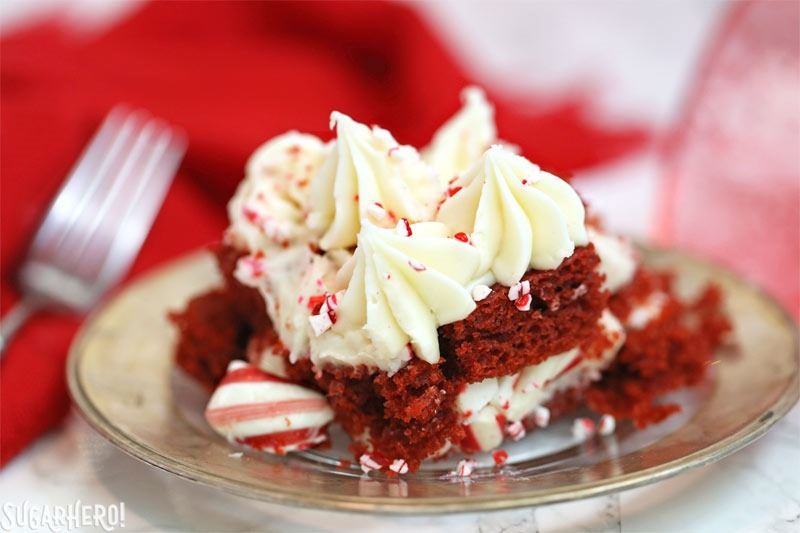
[66,246,799,513]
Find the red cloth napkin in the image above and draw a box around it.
[0,0,648,466]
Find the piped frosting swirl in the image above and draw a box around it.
[307,112,442,250]
[423,87,497,186]
[227,132,327,250]
[437,145,588,286]
[310,221,480,371]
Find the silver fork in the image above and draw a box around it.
[0,106,187,354]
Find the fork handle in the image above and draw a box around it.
[0,297,43,355]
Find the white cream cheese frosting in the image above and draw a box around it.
[589,227,637,293]
[307,112,442,251]
[227,132,327,251]
[310,221,481,371]
[437,145,588,286]
[422,87,497,186]
[234,244,350,363]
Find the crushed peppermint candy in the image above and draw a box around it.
[366,202,389,222]
[471,284,492,302]
[228,452,243,459]
[234,253,267,286]
[453,232,470,243]
[453,459,477,478]
[492,450,509,466]
[306,294,326,312]
[533,406,551,428]
[515,294,532,311]
[309,312,333,336]
[395,218,413,236]
[308,292,340,336]
[447,185,463,197]
[521,173,541,185]
[408,259,426,272]
[242,206,261,225]
[506,421,526,441]
[598,414,616,436]
[507,280,531,301]
[360,454,382,473]
[571,284,588,300]
[572,417,596,442]
[389,459,409,474]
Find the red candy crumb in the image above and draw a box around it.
[492,449,509,466]
[306,294,326,313]
[515,294,532,311]
[396,218,412,237]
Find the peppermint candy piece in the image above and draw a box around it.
[389,459,409,474]
[598,414,616,436]
[471,284,492,302]
[506,420,526,441]
[453,459,477,478]
[507,280,531,301]
[205,361,334,454]
[360,454,382,473]
[572,417,596,442]
[533,406,551,428]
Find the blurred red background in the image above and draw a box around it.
[0,0,797,466]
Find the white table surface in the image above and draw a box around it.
[2,1,799,531]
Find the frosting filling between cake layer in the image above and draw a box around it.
[457,309,626,452]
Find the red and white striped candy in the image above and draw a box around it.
[598,414,616,436]
[453,459,477,478]
[234,252,268,287]
[389,459,409,474]
[507,280,530,301]
[572,417,596,442]
[460,405,505,453]
[205,361,334,454]
[360,453,382,473]
[505,420,526,441]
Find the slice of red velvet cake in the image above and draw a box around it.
[170,88,730,473]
